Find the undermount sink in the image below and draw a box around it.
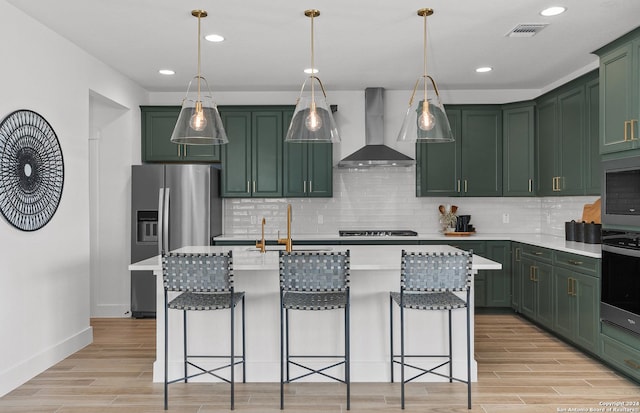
[244,246,332,252]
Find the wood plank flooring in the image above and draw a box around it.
[1,313,638,412]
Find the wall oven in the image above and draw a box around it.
[601,230,640,335]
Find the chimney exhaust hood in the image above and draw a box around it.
[338,88,414,168]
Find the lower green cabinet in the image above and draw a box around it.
[511,243,522,312]
[485,241,512,307]
[600,322,640,382]
[520,251,554,330]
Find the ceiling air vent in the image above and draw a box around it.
[506,23,549,38]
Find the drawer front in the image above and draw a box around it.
[553,251,600,276]
[521,244,552,262]
[600,335,640,382]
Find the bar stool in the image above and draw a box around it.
[162,251,245,410]
[389,250,473,409]
[278,250,351,410]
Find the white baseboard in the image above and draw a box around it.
[91,304,131,318]
[0,326,93,397]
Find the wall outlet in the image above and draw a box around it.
[502,213,510,224]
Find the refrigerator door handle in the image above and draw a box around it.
[163,187,170,255]
[157,188,165,256]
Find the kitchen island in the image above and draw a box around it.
[129,244,501,384]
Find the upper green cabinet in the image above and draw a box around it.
[502,102,535,196]
[595,27,640,154]
[283,141,333,197]
[416,106,502,197]
[220,107,288,197]
[141,106,220,163]
[535,71,600,196]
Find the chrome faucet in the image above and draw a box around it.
[277,204,293,252]
[256,217,267,253]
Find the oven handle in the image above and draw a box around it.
[602,244,640,257]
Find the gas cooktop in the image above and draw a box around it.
[338,230,418,237]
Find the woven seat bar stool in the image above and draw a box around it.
[162,251,245,410]
[389,249,473,410]
[279,250,351,410]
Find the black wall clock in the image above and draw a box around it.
[0,109,64,231]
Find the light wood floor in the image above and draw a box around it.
[1,313,639,412]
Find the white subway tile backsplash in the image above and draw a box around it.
[223,167,597,237]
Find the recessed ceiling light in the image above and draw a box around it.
[205,34,225,42]
[158,69,175,75]
[476,67,493,73]
[304,68,319,74]
[540,6,566,16]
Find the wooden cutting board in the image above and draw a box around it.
[581,198,601,224]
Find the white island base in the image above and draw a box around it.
[129,244,501,384]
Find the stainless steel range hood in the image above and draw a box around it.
[338,87,414,168]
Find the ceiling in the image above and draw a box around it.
[6,0,640,93]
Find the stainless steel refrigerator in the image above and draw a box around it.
[130,164,223,318]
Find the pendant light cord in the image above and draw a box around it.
[423,12,428,104]
[197,13,202,102]
[310,12,315,105]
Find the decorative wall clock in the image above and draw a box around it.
[0,109,64,231]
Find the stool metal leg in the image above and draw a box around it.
[345,293,351,411]
[230,291,235,410]
[448,309,453,383]
[164,290,169,410]
[389,295,394,383]
[280,292,284,410]
[400,292,405,410]
[242,296,246,383]
[183,310,188,383]
[466,293,471,409]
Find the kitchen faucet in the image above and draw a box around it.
[277,204,293,252]
[255,217,267,253]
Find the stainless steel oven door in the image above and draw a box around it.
[601,244,640,335]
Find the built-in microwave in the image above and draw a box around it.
[602,156,640,228]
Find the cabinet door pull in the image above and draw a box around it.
[253,181,256,193]
[552,177,556,191]
[303,181,306,193]
[567,259,583,266]
[464,180,468,193]
[632,119,638,141]
[625,120,631,142]
[567,277,572,296]
[533,251,543,256]
[528,179,533,193]
[178,145,181,157]
[572,278,577,297]
[246,181,250,193]
[624,359,640,370]
[515,247,521,262]
[309,180,312,193]
[533,267,538,282]
[457,180,461,193]
[529,266,534,281]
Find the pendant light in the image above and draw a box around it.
[171,10,228,145]
[397,8,454,143]
[285,10,340,143]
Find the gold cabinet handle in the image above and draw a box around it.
[303,180,306,193]
[178,145,181,157]
[625,359,640,370]
[529,266,534,281]
[253,181,256,193]
[567,277,572,296]
[632,119,638,141]
[528,179,533,193]
[246,181,250,193]
[464,180,468,193]
[625,120,631,142]
[457,180,461,193]
[552,176,557,191]
[515,247,521,262]
[309,180,312,193]
[572,278,577,297]
[183,145,187,156]
[567,259,583,266]
[533,251,543,256]
[533,267,538,282]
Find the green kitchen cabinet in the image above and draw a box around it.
[141,106,220,162]
[520,245,553,330]
[484,241,512,307]
[586,78,601,194]
[441,240,488,307]
[511,243,522,312]
[535,71,599,196]
[220,107,290,197]
[502,102,536,196]
[416,106,502,197]
[595,27,640,154]
[283,138,333,197]
[600,321,640,383]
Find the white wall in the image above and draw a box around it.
[0,1,147,396]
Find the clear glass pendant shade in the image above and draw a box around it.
[170,76,228,145]
[285,76,340,143]
[397,76,454,143]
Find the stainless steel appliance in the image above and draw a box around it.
[130,164,223,318]
[601,230,640,335]
[339,230,418,237]
[602,155,640,228]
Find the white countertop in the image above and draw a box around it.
[214,233,602,258]
[130,244,502,272]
